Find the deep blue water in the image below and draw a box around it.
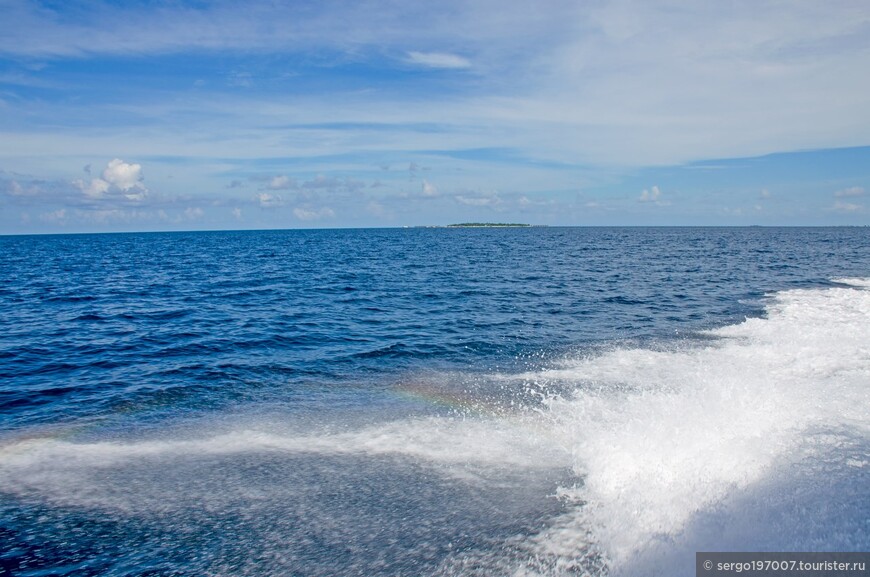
[1,227,869,576]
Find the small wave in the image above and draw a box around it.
[42,294,98,303]
[73,313,105,322]
[601,295,647,305]
[353,343,449,359]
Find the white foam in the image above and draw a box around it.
[833,277,870,289]
[0,417,564,468]
[0,415,568,510]
[515,282,870,574]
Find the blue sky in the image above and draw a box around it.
[1,0,869,233]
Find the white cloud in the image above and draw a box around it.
[455,192,501,207]
[760,189,771,199]
[184,207,204,219]
[232,207,242,219]
[518,195,556,208]
[406,51,471,69]
[74,176,110,198]
[421,180,439,197]
[832,200,864,213]
[293,206,335,220]
[266,175,295,190]
[73,158,147,201]
[257,192,283,207]
[834,186,865,198]
[638,185,661,203]
[102,158,144,191]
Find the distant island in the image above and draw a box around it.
[446,223,531,228]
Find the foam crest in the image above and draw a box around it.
[521,282,870,573]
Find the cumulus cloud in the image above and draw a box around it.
[405,51,471,69]
[75,177,110,198]
[638,185,661,203]
[834,186,865,198]
[257,192,284,208]
[73,158,147,201]
[103,158,144,191]
[293,206,335,221]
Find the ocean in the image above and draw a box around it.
[1,227,868,576]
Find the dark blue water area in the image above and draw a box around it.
[0,227,869,577]
[2,227,867,430]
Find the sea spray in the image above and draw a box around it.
[514,280,870,575]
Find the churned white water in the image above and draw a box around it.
[516,279,870,575]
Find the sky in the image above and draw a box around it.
[1,0,869,233]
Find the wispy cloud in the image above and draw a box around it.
[831,200,864,213]
[834,186,865,198]
[421,180,439,197]
[4,1,870,168]
[293,206,335,221]
[454,191,501,207]
[405,51,471,69]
